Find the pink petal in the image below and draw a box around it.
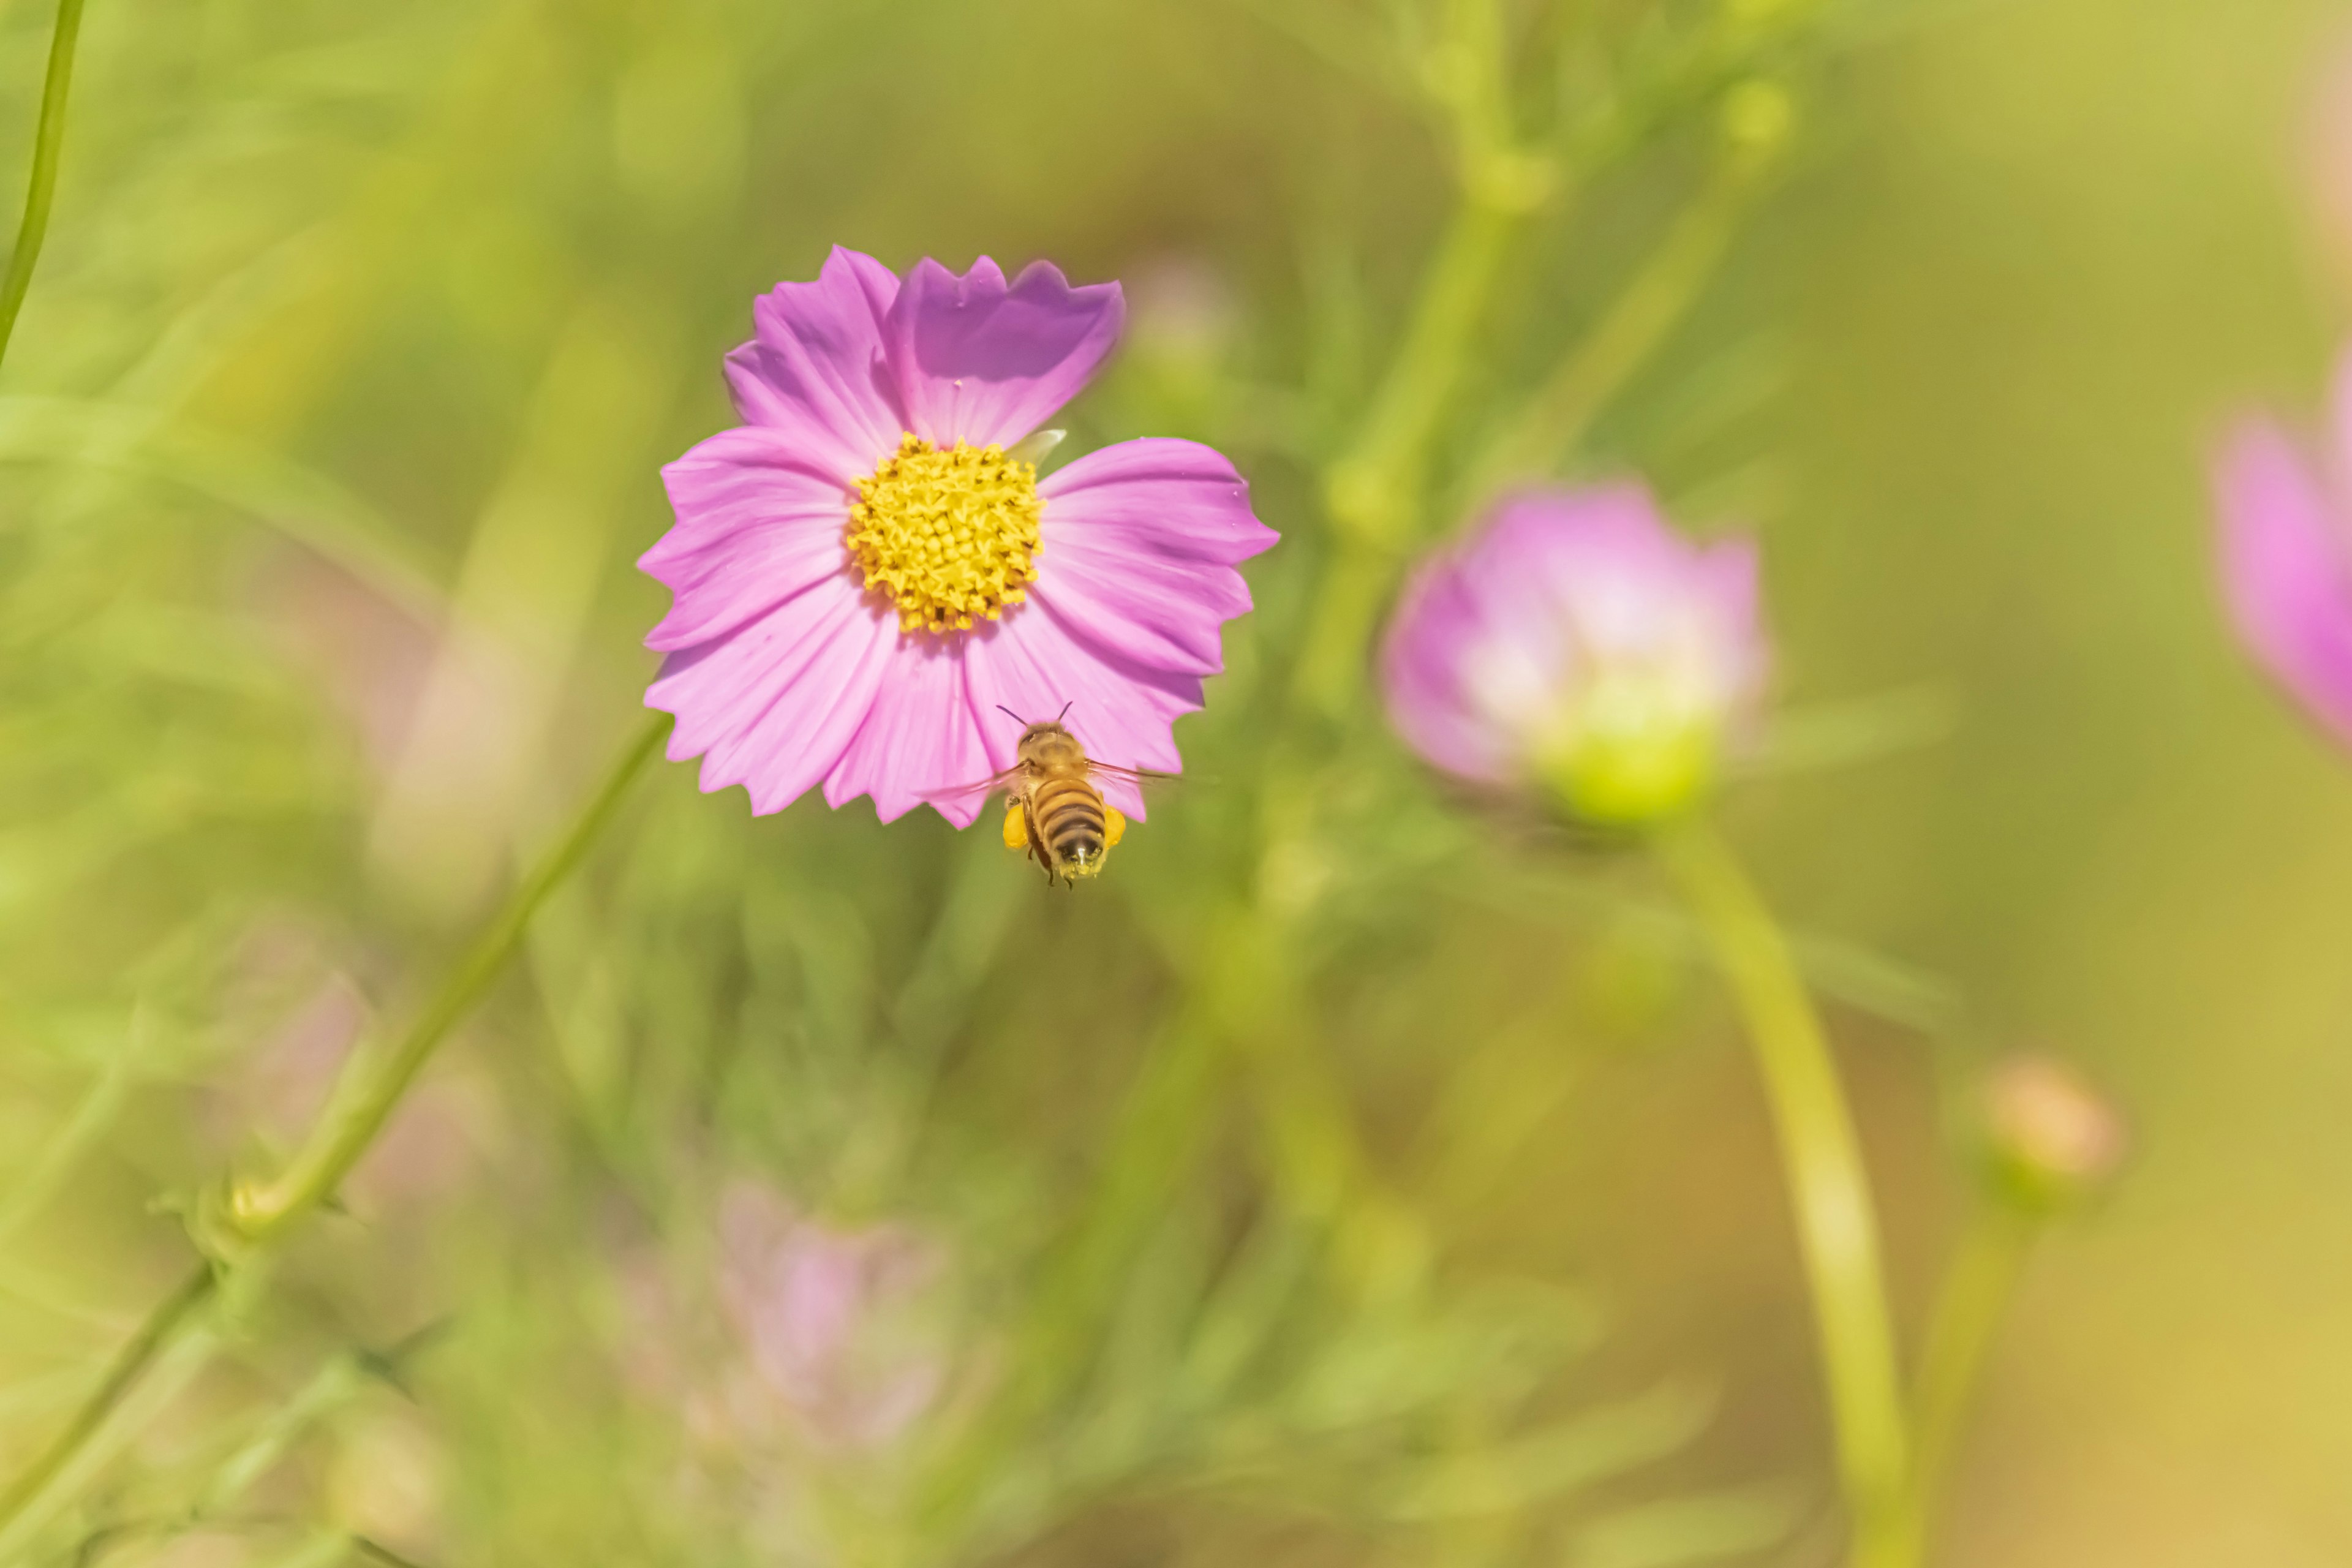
[1380,556,1523,783]
[1686,536,1771,706]
[884,257,1124,450]
[1031,437,1276,676]
[2215,419,2352,745]
[725,246,906,486]
[1474,486,1689,654]
[648,577,898,813]
[821,637,995,826]
[959,604,1200,820]
[643,427,857,651]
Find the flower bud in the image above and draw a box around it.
[1380,486,1768,827]
[1981,1055,2127,1212]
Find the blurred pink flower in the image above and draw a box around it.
[614,1181,958,1464]
[1380,486,1767,824]
[2212,354,2352,750]
[715,1182,947,1452]
[641,247,1276,825]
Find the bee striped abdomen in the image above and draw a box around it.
[1030,774,1109,876]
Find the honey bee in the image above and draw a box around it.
[953,705,1173,886]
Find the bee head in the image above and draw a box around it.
[1002,703,1084,766]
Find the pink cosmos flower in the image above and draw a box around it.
[1380,486,1766,824]
[2212,352,2352,750]
[641,247,1277,824]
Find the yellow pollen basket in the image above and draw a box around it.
[847,433,1043,634]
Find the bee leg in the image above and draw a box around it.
[1020,804,1059,887]
[1001,802,1029,852]
[1102,806,1126,848]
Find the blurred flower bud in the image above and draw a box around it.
[1381,486,1769,827]
[2211,349,2352,753]
[1981,1055,2127,1212]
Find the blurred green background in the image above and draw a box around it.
[0,1,2346,1565]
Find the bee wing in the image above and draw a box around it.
[1079,762,1205,819]
[920,763,1031,812]
[1082,763,1200,790]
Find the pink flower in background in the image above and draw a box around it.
[641,247,1276,825]
[715,1182,948,1451]
[2212,354,2352,750]
[611,1182,960,1464]
[1381,486,1767,825]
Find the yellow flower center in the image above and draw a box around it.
[846,434,1043,634]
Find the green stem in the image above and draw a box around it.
[1461,148,1768,502]
[1298,186,1529,718]
[1322,194,1522,551]
[1291,537,1398,718]
[0,1260,214,1536]
[0,716,666,1537]
[232,714,666,1235]
[0,0,86,372]
[1898,1200,2036,1561]
[1655,821,1910,1568]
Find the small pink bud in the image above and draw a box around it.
[1982,1055,2127,1210]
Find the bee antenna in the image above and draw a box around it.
[995,704,1028,726]
[1055,700,1074,724]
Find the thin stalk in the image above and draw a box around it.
[1299,175,1534,718]
[0,1261,214,1536]
[1897,1200,2036,1560]
[232,714,667,1235]
[1322,195,1523,551]
[1462,146,1772,503]
[0,1006,145,1251]
[1291,536,1399,718]
[1655,820,1910,1568]
[0,0,87,371]
[0,715,666,1537]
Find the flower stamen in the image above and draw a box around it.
[847,434,1042,634]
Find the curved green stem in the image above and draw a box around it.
[233,714,666,1235]
[1656,821,1910,1568]
[0,0,87,372]
[1897,1200,2036,1561]
[0,716,666,1539]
